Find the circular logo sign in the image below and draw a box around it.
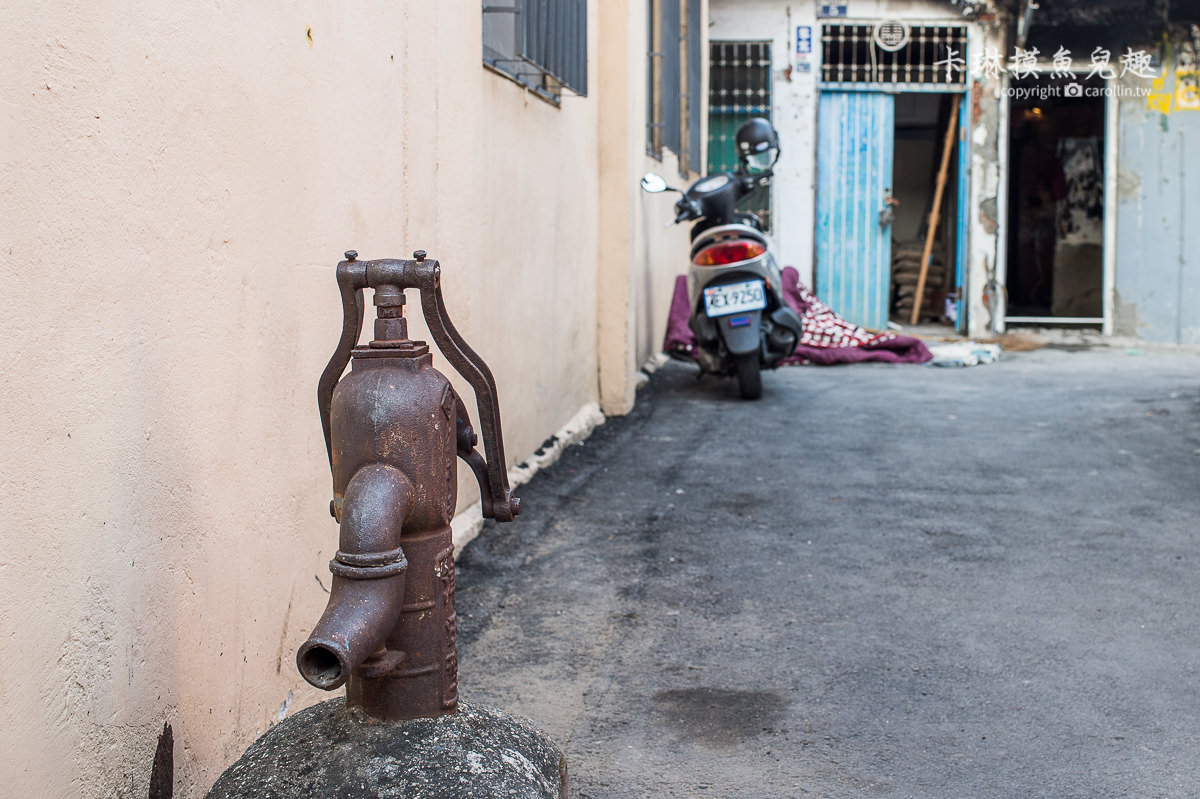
[873,21,910,52]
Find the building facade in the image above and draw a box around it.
[709,0,1198,342]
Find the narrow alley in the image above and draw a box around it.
[457,348,1200,798]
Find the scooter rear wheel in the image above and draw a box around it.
[735,353,763,400]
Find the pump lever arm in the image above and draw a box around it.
[419,270,521,522]
[318,256,367,474]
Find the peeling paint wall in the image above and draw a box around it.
[965,19,1007,338]
[1113,33,1200,344]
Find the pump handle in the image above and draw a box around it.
[416,271,521,521]
[318,257,366,472]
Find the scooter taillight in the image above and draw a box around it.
[692,240,766,267]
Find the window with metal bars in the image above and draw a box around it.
[646,0,702,175]
[707,41,772,230]
[820,23,967,86]
[483,0,587,103]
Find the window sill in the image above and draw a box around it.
[483,60,564,107]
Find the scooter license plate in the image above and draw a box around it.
[703,280,767,317]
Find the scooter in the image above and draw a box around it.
[641,118,803,399]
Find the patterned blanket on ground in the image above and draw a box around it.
[664,267,933,366]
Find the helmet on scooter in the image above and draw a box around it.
[735,118,780,173]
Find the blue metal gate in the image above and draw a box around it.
[816,90,895,330]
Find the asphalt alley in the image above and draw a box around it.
[456,348,1200,799]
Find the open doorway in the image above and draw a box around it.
[1005,77,1106,325]
[889,92,962,328]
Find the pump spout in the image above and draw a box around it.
[297,463,412,691]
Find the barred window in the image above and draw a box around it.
[647,0,702,174]
[483,0,587,103]
[820,23,967,86]
[708,41,772,230]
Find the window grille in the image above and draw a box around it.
[820,23,967,86]
[709,41,771,115]
[661,0,680,155]
[647,0,703,175]
[483,0,587,102]
[684,0,701,174]
[708,41,772,230]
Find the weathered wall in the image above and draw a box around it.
[633,3,708,382]
[634,147,699,371]
[477,29,601,434]
[1114,48,1200,344]
[0,1,632,795]
[597,0,642,414]
[598,0,702,415]
[964,19,1006,337]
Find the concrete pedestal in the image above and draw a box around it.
[207,700,566,799]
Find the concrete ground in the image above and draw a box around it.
[455,346,1200,799]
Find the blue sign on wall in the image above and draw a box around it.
[796,25,812,55]
[819,4,848,17]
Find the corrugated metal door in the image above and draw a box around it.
[816,90,895,330]
[1115,103,1200,344]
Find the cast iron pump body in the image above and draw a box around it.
[297,251,521,722]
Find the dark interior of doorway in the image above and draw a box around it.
[890,92,960,327]
[1006,78,1105,322]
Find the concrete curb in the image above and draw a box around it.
[451,401,606,556]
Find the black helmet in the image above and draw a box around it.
[735,117,779,172]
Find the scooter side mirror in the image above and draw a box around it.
[640,173,669,193]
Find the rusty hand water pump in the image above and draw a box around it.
[296,250,521,722]
[206,251,564,798]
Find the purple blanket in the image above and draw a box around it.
[664,267,932,366]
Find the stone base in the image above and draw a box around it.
[207,700,566,799]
